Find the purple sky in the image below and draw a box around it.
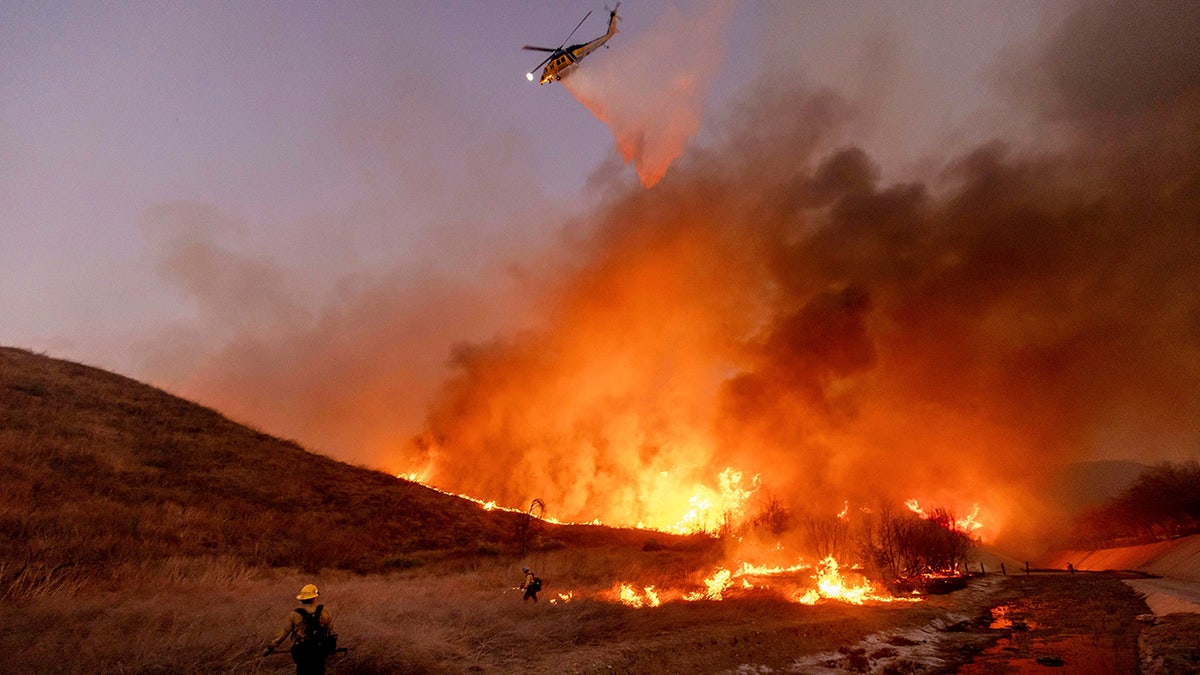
[3,1,1064,462]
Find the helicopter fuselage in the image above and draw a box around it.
[537,41,597,84]
[526,5,619,85]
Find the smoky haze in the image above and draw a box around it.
[406,1,1200,555]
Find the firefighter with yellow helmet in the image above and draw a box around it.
[520,566,542,602]
[264,583,337,674]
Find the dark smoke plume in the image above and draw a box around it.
[407,1,1200,554]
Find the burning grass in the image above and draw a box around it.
[0,552,939,674]
[2,554,1153,674]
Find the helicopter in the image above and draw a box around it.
[523,3,620,85]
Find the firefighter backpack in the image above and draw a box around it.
[292,605,338,659]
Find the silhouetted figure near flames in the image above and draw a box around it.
[521,566,542,602]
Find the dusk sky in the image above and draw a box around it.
[4,1,1047,373]
[5,0,1197,535]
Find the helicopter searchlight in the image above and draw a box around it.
[522,3,620,85]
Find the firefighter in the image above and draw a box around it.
[264,583,336,675]
[520,566,541,602]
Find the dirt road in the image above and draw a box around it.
[778,572,1147,674]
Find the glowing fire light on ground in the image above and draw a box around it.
[796,556,915,605]
[589,555,919,607]
[684,568,735,601]
[734,561,811,577]
[398,472,561,519]
[613,583,661,608]
[399,470,954,608]
[549,592,575,605]
[399,466,761,534]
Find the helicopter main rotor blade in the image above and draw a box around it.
[529,53,554,75]
[558,10,592,48]
[522,45,557,52]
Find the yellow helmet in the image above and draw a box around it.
[296,584,320,600]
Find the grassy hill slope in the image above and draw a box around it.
[0,347,687,599]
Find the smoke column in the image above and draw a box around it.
[562,3,730,188]
[407,1,1200,554]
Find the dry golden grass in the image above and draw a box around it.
[0,347,696,602]
[0,546,943,674]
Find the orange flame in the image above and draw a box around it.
[796,556,915,605]
[404,466,764,535]
[956,504,984,532]
[614,583,661,608]
[549,591,575,605]
[683,568,734,601]
[667,468,760,534]
[734,561,810,577]
[574,552,920,609]
[905,498,985,534]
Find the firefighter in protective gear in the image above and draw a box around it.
[263,583,336,675]
[520,566,540,602]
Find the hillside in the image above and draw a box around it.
[1043,533,1200,584]
[0,347,689,599]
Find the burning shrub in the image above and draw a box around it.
[802,513,850,561]
[859,501,976,580]
[749,495,793,537]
